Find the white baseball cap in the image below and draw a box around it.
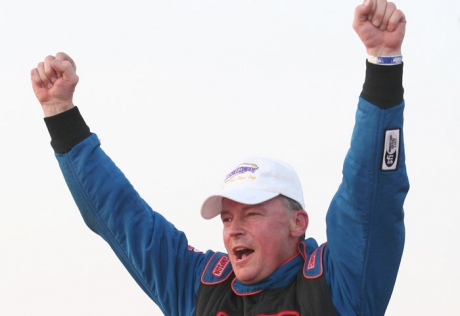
[201,157,305,219]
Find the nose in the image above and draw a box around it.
[226,218,245,238]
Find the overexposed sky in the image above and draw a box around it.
[1,0,460,315]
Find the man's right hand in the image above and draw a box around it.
[31,52,79,117]
[352,0,406,57]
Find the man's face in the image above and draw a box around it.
[221,197,297,284]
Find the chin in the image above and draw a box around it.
[234,270,259,284]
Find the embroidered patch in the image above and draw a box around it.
[187,245,203,254]
[303,242,326,279]
[201,253,233,284]
[381,129,400,171]
[307,248,318,270]
[212,256,230,277]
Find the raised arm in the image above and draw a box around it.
[323,1,409,315]
[31,53,208,315]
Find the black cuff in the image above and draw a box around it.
[361,61,404,109]
[44,107,92,153]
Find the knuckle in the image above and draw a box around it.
[387,2,396,11]
[55,52,67,60]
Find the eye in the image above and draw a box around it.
[221,217,232,223]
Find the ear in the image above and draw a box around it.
[290,210,309,239]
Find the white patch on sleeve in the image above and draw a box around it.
[381,129,400,171]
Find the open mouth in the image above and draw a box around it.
[233,247,255,261]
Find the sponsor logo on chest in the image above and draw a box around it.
[212,256,230,277]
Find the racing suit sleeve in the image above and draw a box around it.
[44,109,209,316]
[323,61,409,315]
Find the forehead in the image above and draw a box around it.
[220,196,284,214]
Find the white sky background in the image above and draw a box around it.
[1,0,459,315]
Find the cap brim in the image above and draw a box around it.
[201,189,279,219]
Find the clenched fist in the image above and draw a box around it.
[31,52,79,117]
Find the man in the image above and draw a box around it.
[31,0,409,315]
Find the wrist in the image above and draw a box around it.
[42,102,75,117]
[367,55,403,66]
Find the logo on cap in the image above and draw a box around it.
[224,163,259,183]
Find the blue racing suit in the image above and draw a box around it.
[44,61,409,315]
